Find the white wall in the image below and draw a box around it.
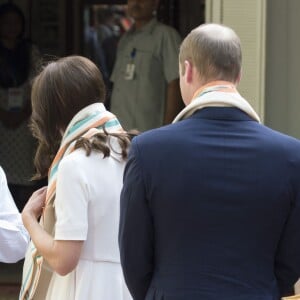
[206,0,266,121]
[265,0,300,139]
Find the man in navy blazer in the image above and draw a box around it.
[119,23,300,300]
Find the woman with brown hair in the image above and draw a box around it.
[20,56,133,299]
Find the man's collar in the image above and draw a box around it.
[190,107,254,122]
[129,18,158,34]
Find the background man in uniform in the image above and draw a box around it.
[110,0,183,132]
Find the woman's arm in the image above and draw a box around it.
[22,187,83,276]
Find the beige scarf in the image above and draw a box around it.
[173,81,261,123]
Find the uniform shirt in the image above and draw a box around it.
[111,18,181,132]
[0,167,29,263]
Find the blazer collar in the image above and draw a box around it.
[190,107,255,122]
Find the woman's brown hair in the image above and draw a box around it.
[31,55,135,179]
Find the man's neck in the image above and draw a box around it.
[192,80,237,100]
[133,17,153,30]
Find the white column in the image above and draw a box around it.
[206,0,267,122]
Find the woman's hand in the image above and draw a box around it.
[22,186,47,225]
[21,185,83,275]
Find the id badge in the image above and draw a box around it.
[8,87,24,110]
[124,63,135,80]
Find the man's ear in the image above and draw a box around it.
[184,60,193,84]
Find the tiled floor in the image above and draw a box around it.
[0,261,23,300]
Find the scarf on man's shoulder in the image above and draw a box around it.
[20,103,123,300]
[173,81,261,123]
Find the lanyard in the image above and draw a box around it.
[130,48,136,62]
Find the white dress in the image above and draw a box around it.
[45,140,132,300]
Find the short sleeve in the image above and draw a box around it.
[161,27,182,83]
[54,155,89,241]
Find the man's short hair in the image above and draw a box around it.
[179,23,242,83]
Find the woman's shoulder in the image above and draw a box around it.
[57,145,125,190]
[59,146,118,170]
[59,135,127,169]
[59,148,91,169]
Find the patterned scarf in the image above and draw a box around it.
[46,103,123,206]
[173,81,261,123]
[20,103,123,300]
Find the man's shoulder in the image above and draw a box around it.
[133,122,185,148]
[260,124,300,149]
[154,20,177,31]
[152,20,181,38]
[249,124,300,169]
[133,120,300,155]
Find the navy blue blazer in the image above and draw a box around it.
[119,108,300,300]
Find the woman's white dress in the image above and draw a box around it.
[45,142,132,300]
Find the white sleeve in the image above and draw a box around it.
[0,167,29,263]
[54,155,89,241]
